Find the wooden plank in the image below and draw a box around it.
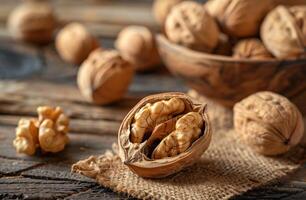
[0,157,41,175]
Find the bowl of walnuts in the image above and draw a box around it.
[156,0,306,107]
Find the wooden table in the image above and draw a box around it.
[1,1,306,199]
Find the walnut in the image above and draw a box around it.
[213,33,232,56]
[77,49,134,105]
[205,0,274,38]
[152,0,184,27]
[115,26,160,72]
[118,92,211,178]
[13,106,69,155]
[56,23,100,65]
[7,2,57,44]
[234,91,304,156]
[261,5,306,59]
[165,1,219,52]
[233,39,273,59]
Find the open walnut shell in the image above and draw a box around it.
[118,92,212,178]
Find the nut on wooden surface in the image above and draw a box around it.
[152,0,183,27]
[13,106,69,155]
[205,0,274,38]
[77,49,134,105]
[115,26,160,72]
[118,92,211,178]
[233,39,273,59]
[234,91,304,156]
[165,1,219,52]
[261,5,306,59]
[56,23,100,65]
[7,2,57,44]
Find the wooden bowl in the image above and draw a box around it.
[156,34,306,107]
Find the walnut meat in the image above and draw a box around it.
[115,26,160,72]
[261,5,306,59]
[56,23,99,65]
[233,39,273,59]
[205,0,274,38]
[152,0,184,27]
[77,49,134,105]
[13,106,69,155]
[165,1,219,52]
[234,91,304,156]
[118,92,211,178]
[7,2,56,44]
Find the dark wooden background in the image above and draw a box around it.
[0,0,306,199]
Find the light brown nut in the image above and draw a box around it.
[77,49,134,105]
[205,0,274,38]
[261,5,306,59]
[165,1,219,52]
[118,92,211,178]
[234,91,304,156]
[115,26,160,72]
[13,119,39,155]
[55,23,99,65]
[7,2,56,44]
[152,0,184,27]
[233,39,273,59]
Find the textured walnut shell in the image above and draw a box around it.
[233,39,273,59]
[77,49,134,105]
[115,26,160,72]
[205,0,274,38]
[165,1,219,52]
[234,91,304,156]
[7,2,56,44]
[152,0,183,27]
[118,92,212,178]
[56,23,99,65]
[261,5,306,59]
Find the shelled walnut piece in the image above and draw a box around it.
[115,26,160,72]
[56,23,100,65]
[7,2,57,44]
[234,91,304,156]
[165,1,219,52]
[77,49,134,105]
[13,106,69,155]
[118,93,211,178]
[233,39,273,59]
[261,5,306,59]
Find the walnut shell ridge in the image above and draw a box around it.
[234,91,304,156]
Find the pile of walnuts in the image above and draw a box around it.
[153,0,306,59]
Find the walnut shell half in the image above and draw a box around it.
[261,5,306,59]
[118,92,212,178]
[234,91,304,156]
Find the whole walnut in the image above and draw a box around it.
[205,0,274,38]
[77,49,134,105]
[261,6,306,59]
[56,23,100,65]
[165,1,219,52]
[115,26,160,72]
[152,0,184,27]
[233,39,273,59]
[234,91,304,156]
[7,2,57,44]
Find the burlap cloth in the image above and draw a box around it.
[72,91,306,200]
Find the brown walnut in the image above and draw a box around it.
[261,5,306,59]
[165,1,219,52]
[118,92,211,178]
[234,91,304,156]
[7,2,57,44]
[205,0,274,38]
[233,39,273,59]
[115,26,160,72]
[77,49,134,105]
[56,23,100,65]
